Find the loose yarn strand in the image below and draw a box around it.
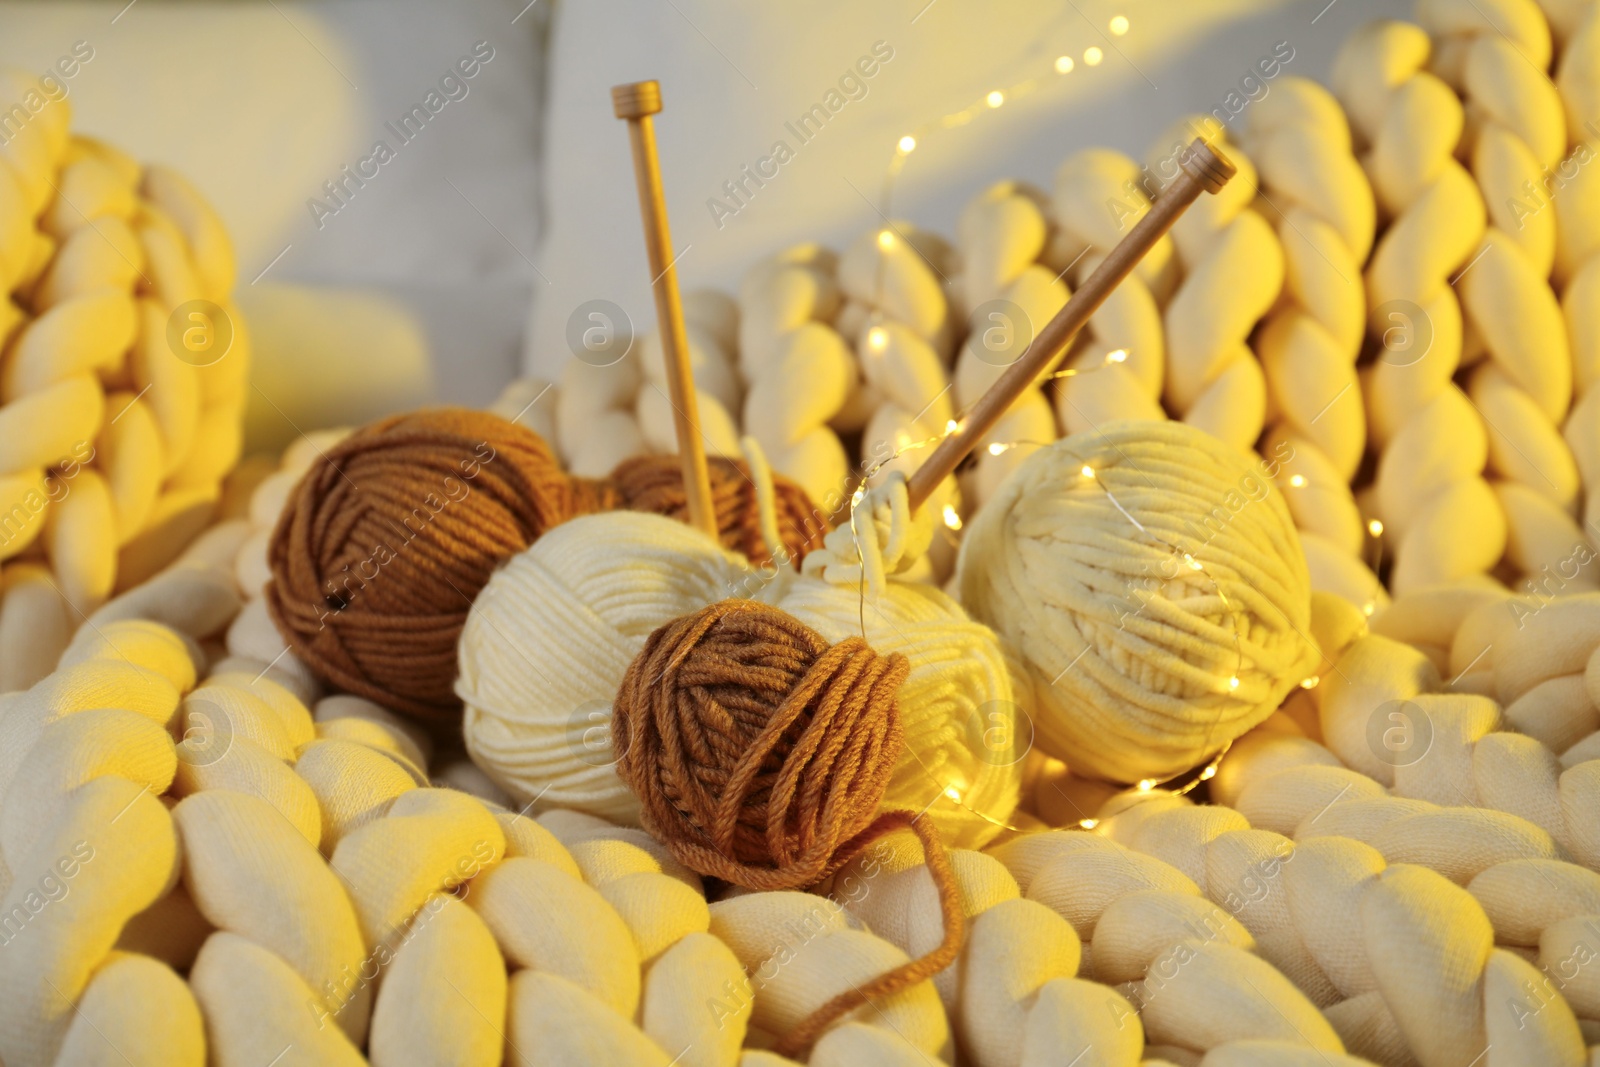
[773,810,965,1060]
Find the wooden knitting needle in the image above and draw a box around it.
[613,79,719,539]
[905,138,1235,512]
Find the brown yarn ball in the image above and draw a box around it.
[611,454,829,567]
[266,408,609,721]
[614,597,965,1058]
[613,598,909,889]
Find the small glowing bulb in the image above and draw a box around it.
[1199,764,1217,781]
[1080,465,1095,479]
[867,326,889,351]
[944,785,963,802]
[1079,818,1099,830]
[1055,55,1075,74]
[1109,14,1130,35]
[1368,519,1384,537]
[1184,555,1203,571]
[986,90,1005,108]
[945,419,959,435]
[1106,348,1128,363]
[1137,778,1158,792]
[1288,474,1307,488]
[877,230,895,251]
[1084,46,1104,66]
[897,134,917,154]
[1300,675,1321,689]
[1228,676,1241,690]
[943,504,963,531]
[988,442,1012,456]
[1362,601,1377,617]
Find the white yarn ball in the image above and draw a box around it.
[457,511,1023,848]
[957,420,1318,783]
[773,576,1025,848]
[457,512,749,823]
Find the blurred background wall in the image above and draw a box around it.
[0,0,1402,451]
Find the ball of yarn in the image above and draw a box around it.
[610,454,828,567]
[458,511,753,822]
[267,408,602,720]
[957,419,1318,783]
[613,598,908,888]
[458,510,1025,848]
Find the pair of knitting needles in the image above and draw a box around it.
[614,77,1234,523]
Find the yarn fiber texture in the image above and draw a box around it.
[458,510,1025,848]
[610,453,828,567]
[614,598,909,889]
[267,408,590,721]
[958,419,1318,783]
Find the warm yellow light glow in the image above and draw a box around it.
[1185,555,1203,572]
[943,504,963,531]
[1199,763,1218,780]
[867,326,889,351]
[1368,519,1384,537]
[1137,778,1157,791]
[1080,465,1095,479]
[1109,14,1130,35]
[1055,55,1075,74]
[944,785,963,802]
[877,230,896,251]
[1085,46,1104,66]
[1362,601,1377,617]
[945,419,959,434]
[898,135,917,154]
[1300,675,1321,689]
[989,443,1012,456]
[1228,676,1240,690]
[1079,818,1099,829]
[1288,474,1307,488]
[986,90,1005,108]
[1107,348,1128,363]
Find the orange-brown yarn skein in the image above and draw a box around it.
[266,408,610,720]
[613,598,965,1058]
[611,454,829,567]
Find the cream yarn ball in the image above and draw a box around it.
[957,419,1318,783]
[457,511,748,824]
[457,510,1023,848]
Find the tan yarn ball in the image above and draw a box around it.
[957,420,1318,783]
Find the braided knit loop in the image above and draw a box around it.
[614,598,909,889]
[267,408,583,720]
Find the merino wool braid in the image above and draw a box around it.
[0,100,246,686]
[1419,0,1593,590]
[1147,120,1279,459]
[835,222,963,578]
[1084,797,1591,1066]
[1229,591,1600,871]
[1555,6,1600,543]
[983,827,1378,1065]
[737,247,856,507]
[0,600,756,1065]
[1048,148,1173,434]
[958,420,1318,784]
[1241,77,1384,611]
[1334,21,1506,594]
[950,181,1064,511]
